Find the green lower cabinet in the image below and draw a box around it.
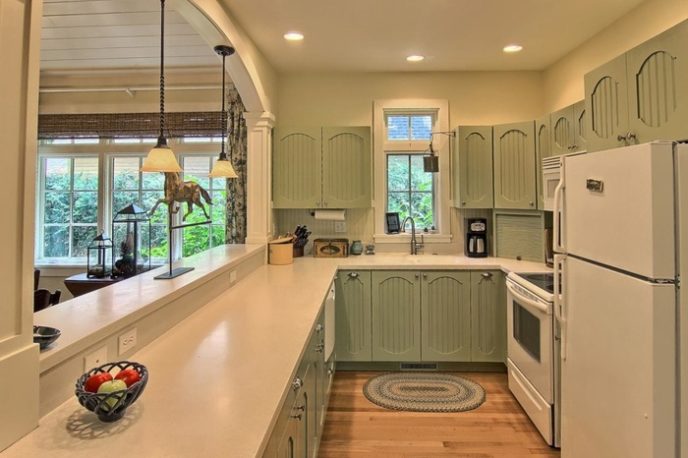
[335,271,372,361]
[470,271,506,362]
[371,271,421,361]
[420,271,472,361]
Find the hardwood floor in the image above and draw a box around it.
[319,371,560,458]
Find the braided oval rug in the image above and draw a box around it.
[363,372,486,412]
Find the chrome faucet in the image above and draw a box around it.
[401,216,423,255]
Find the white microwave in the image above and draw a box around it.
[542,152,585,211]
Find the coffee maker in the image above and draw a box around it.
[465,218,488,257]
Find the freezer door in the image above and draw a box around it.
[561,256,676,458]
[563,141,676,279]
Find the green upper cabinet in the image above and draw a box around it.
[550,105,574,156]
[493,121,537,210]
[273,127,322,209]
[335,271,372,362]
[535,116,550,210]
[626,20,688,144]
[573,100,587,152]
[273,126,372,209]
[454,126,494,209]
[420,271,471,362]
[584,54,629,152]
[371,271,421,361]
[322,127,371,209]
[470,271,505,363]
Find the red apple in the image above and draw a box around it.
[83,372,113,393]
[115,368,141,387]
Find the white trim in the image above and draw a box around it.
[373,233,453,244]
[373,99,450,240]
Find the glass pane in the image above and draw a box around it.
[183,156,210,189]
[72,226,97,257]
[183,225,209,257]
[513,301,541,362]
[74,138,99,145]
[410,115,433,140]
[142,171,164,189]
[387,155,409,191]
[43,225,69,258]
[211,191,226,224]
[388,191,411,223]
[72,192,98,223]
[142,191,167,224]
[411,192,434,229]
[148,225,168,261]
[211,225,225,247]
[211,176,226,190]
[411,155,433,191]
[387,115,409,141]
[73,157,99,190]
[44,192,70,224]
[113,191,140,215]
[113,157,140,190]
[44,158,71,191]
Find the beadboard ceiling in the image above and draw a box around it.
[41,0,218,72]
[220,0,648,72]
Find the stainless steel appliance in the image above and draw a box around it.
[465,218,488,257]
[506,271,560,447]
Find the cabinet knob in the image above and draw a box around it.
[461,201,466,206]
[617,133,627,142]
[414,274,419,279]
[627,132,637,142]
[422,274,428,280]
[481,272,493,279]
[290,414,303,421]
[315,343,325,353]
[348,272,359,279]
[291,377,303,391]
[529,202,534,207]
[315,324,323,333]
[294,405,305,412]
[327,368,334,376]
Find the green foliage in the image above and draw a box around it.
[386,154,434,229]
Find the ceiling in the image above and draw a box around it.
[41,0,218,72]
[220,0,647,72]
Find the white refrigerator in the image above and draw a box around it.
[553,141,687,458]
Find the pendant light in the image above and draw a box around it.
[423,142,439,173]
[141,0,182,173]
[209,45,238,178]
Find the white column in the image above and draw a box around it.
[244,111,275,245]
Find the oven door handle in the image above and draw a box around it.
[506,281,551,315]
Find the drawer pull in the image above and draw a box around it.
[291,377,303,391]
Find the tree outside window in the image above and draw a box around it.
[387,154,434,229]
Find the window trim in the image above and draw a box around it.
[373,99,452,244]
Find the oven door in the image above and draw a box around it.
[506,279,553,403]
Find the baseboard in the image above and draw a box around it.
[335,361,507,372]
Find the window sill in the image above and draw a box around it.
[374,233,453,244]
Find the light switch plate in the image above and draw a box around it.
[334,221,347,233]
[118,328,137,355]
[84,346,108,371]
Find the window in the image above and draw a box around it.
[38,156,99,261]
[386,114,433,141]
[387,154,434,229]
[180,155,227,257]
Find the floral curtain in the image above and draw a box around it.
[224,83,248,244]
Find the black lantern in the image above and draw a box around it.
[112,204,152,278]
[87,233,113,278]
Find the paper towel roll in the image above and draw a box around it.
[313,210,346,221]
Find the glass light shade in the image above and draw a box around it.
[423,155,439,173]
[209,158,238,178]
[141,145,182,172]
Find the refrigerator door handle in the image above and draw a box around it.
[554,254,567,361]
[553,168,565,253]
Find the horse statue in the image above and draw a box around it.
[149,172,213,221]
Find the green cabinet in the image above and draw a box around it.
[371,271,421,361]
[470,271,505,362]
[535,116,550,210]
[420,271,471,361]
[573,100,587,152]
[550,101,586,155]
[335,271,372,362]
[493,121,537,210]
[585,20,688,152]
[453,125,494,209]
[273,127,371,209]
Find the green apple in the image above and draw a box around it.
[97,379,127,411]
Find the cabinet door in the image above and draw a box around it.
[470,271,506,362]
[456,125,493,209]
[322,127,371,208]
[420,271,471,361]
[584,54,629,152]
[626,21,688,144]
[535,116,550,210]
[276,418,298,458]
[335,271,372,361]
[371,271,421,361]
[573,100,587,152]
[550,105,574,155]
[273,127,322,209]
[493,121,537,209]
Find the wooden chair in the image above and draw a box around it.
[34,288,62,312]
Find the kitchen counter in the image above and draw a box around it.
[4,254,549,458]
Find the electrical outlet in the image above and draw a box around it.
[229,269,237,283]
[84,346,108,371]
[118,328,137,355]
[334,221,347,233]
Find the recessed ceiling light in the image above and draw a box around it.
[284,32,304,42]
[406,55,424,62]
[503,44,523,53]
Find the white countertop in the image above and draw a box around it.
[5,253,549,458]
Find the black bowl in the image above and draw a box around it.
[75,361,148,422]
[33,325,61,350]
